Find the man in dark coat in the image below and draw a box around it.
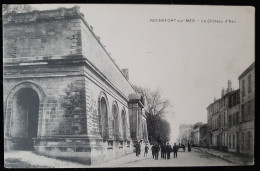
[154,143,160,160]
[151,144,155,159]
[172,143,178,158]
[166,143,172,159]
[135,142,141,156]
[188,142,191,152]
[144,144,149,157]
[161,143,166,159]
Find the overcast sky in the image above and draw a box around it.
[31,4,255,142]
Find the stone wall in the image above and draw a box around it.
[3,63,86,141]
[3,12,82,59]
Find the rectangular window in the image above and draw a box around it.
[247,132,251,150]
[233,114,236,126]
[233,135,235,149]
[229,115,232,128]
[248,101,251,115]
[224,112,226,126]
[241,104,245,121]
[236,112,239,124]
[229,135,231,148]
[248,74,252,93]
[241,133,244,150]
[242,79,245,97]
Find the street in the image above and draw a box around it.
[5,148,237,168]
[112,148,236,167]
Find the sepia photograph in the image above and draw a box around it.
[3,4,255,168]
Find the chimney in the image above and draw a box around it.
[227,80,232,92]
[221,88,225,97]
[122,68,129,81]
[214,97,216,102]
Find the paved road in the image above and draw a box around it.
[115,148,236,167]
[5,148,237,168]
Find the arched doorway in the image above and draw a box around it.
[11,88,39,150]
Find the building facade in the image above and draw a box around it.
[238,62,255,156]
[3,7,148,165]
[178,124,193,146]
[207,62,254,158]
[207,81,235,150]
[227,90,240,153]
[193,123,207,147]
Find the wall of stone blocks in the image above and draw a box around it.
[80,19,135,98]
[4,73,87,139]
[83,66,133,159]
[3,17,82,59]
[84,74,131,139]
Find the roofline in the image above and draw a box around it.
[238,61,255,80]
[79,14,137,93]
[207,88,240,109]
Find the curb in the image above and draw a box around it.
[194,147,238,164]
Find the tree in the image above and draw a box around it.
[133,85,172,144]
[2,4,35,15]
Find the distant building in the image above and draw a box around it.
[178,124,193,146]
[193,123,207,147]
[238,62,255,156]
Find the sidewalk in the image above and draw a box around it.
[195,147,254,165]
[4,150,151,168]
[92,152,152,167]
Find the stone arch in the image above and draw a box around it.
[112,100,120,139]
[98,91,109,139]
[4,81,46,150]
[121,107,127,140]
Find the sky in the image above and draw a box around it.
[31,4,255,142]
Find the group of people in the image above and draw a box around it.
[134,141,192,160]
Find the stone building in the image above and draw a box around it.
[238,62,255,156]
[3,6,148,165]
[227,89,240,153]
[207,98,221,149]
[193,122,207,147]
[207,81,235,150]
[207,62,255,157]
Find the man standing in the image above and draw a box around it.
[161,143,165,159]
[166,143,172,159]
[154,143,160,160]
[144,144,149,157]
[188,142,191,152]
[172,143,178,158]
[135,142,141,156]
[151,144,155,159]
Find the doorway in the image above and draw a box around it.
[11,88,39,150]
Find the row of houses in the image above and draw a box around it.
[207,62,255,156]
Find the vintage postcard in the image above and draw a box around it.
[3,4,255,168]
